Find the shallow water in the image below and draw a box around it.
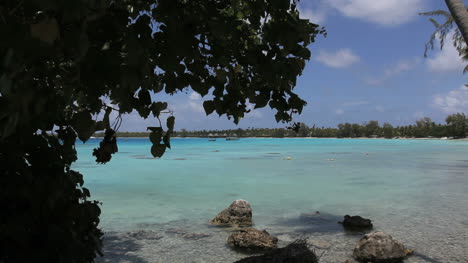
[75,138,468,262]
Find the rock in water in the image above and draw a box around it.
[234,239,318,263]
[353,232,410,263]
[227,228,278,251]
[211,200,252,226]
[341,215,373,230]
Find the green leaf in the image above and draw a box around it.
[203,100,215,115]
[151,144,166,158]
[163,133,171,149]
[152,102,168,117]
[95,121,105,131]
[103,107,112,130]
[73,111,96,143]
[82,188,90,197]
[138,89,151,105]
[149,129,163,144]
[166,116,175,131]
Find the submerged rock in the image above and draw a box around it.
[126,230,163,240]
[211,200,252,226]
[234,239,318,263]
[341,215,373,230]
[165,228,187,235]
[308,239,331,249]
[353,232,410,263]
[182,232,212,240]
[227,228,278,251]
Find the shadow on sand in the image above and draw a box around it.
[272,211,365,235]
[411,252,445,263]
[96,233,149,263]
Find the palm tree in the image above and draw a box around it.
[420,1,468,73]
[445,0,468,47]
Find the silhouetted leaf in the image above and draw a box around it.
[151,143,166,158]
[203,100,215,115]
[166,116,175,131]
[152,102,168,117]
[73,111,95,142]
[149,128,163,144]
[163,133,171,149]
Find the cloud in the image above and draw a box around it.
[433,85,468,114]
[244,103,263,119]
[384,58,420,77]
[315,48,360,68]
[335,108,345,115]
[298,0,329,24]
[366,58,420,85]
[299,8,327,24]
[426,34,466,73]
[168,92,205,122]
[189,92,202,101]
[187,92,205,113]
[327,0,426,26]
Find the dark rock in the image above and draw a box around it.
[165,228,187,235]
[353,232,410,263]
[234,239,318,263]
[227,228,278,251]
[211,200,252,226]
[341,215,373,230]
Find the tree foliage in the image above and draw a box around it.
[446,112,468,137]
[420,6,468,73]
[0,0,323,262]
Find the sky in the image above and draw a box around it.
[119,0,468,132]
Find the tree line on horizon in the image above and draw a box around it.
[105,112,468,139]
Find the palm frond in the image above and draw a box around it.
[421,8,468,73]
[429,18,440,28]
[419,10,451,18]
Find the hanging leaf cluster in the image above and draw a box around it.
[0,0,323,261]
[92,129,118,164]
[148,116,175,158]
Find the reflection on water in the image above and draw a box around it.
[75,138,468,263]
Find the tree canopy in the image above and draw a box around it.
[0,0,323,262]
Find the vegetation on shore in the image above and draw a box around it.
[96,113,468,139]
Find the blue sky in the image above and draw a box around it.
[120,0,467,132]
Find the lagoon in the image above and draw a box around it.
[75,138,468,263]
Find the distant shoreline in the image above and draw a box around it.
[92,136,468,141]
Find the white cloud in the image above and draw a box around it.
[245,103,263,119]
[187,92,204,113]
[299,8,327,24]
[433,85,468,114]
[426,36,465,73]
[189,92,202,101]
[328,0,426,26]
[336,108,345,115]
[366,58,420,85]
[316,48,360,68]
[298,1,329,24]
[384,58,420,77]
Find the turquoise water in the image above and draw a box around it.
[75,138,468,263]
